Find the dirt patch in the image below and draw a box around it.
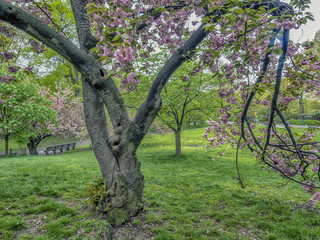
[56,197,84,209]
[112,212,154,240]
[16,215,47,238]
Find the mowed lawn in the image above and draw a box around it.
[0,128,320,239]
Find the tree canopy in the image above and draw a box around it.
[0,64,55,155]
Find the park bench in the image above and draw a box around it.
[44,142,76,155]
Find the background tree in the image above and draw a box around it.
[26,84,87,155]
[158,63,217,155]
[0,64,54,155]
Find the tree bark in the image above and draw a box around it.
[70,0,144,224]
[27,141,38,155]
[175,129,182,155]
[4,135,8,156]
[82,78,144,225]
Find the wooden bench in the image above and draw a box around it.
[44,142,76,155]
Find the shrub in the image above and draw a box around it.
[287,119,320,126]
[85,175,108,207]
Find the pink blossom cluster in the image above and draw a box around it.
[39,84,88,140]
[120,72,141,91]
[8,0,52,25]
[204,120,238,148]
[0,24,14,38]
[30,40,46,53]
[85,0,202,91]
[114,46,135,64]
[149,120,172,135]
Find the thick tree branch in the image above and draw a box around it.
[69,0,120,187]
[69,0,130,132]
[132,21,211,146]
[69,0,96,50]
[0,0,87,66]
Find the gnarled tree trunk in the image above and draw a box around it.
[27,140,38,155]
[82,79,144,225]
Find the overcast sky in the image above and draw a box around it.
[283,0,320,42]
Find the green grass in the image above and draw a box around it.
[0,128,320,239]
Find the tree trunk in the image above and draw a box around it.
[175,129,182,155]
[27,137,42,155]
[105,150,144,226]
[82,78,144,225]
[299,92,304,121]
[0,0,295,227]
[4,136,9,156]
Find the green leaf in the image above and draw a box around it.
[273,48,283,55]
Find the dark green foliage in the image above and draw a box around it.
[85,175,108,207]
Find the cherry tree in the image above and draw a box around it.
[1,0,318,223]
[202,3,320,204]
[27,84,87,155]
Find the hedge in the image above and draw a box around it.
[287,119,320,126]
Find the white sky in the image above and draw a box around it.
[283,0,320,42]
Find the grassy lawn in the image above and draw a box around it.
[0,128,319,239]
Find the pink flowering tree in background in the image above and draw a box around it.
[1,0,320,223]
[26,84,87,155]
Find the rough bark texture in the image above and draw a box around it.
[82,79,144,225]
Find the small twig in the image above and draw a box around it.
[33,1,66,36]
